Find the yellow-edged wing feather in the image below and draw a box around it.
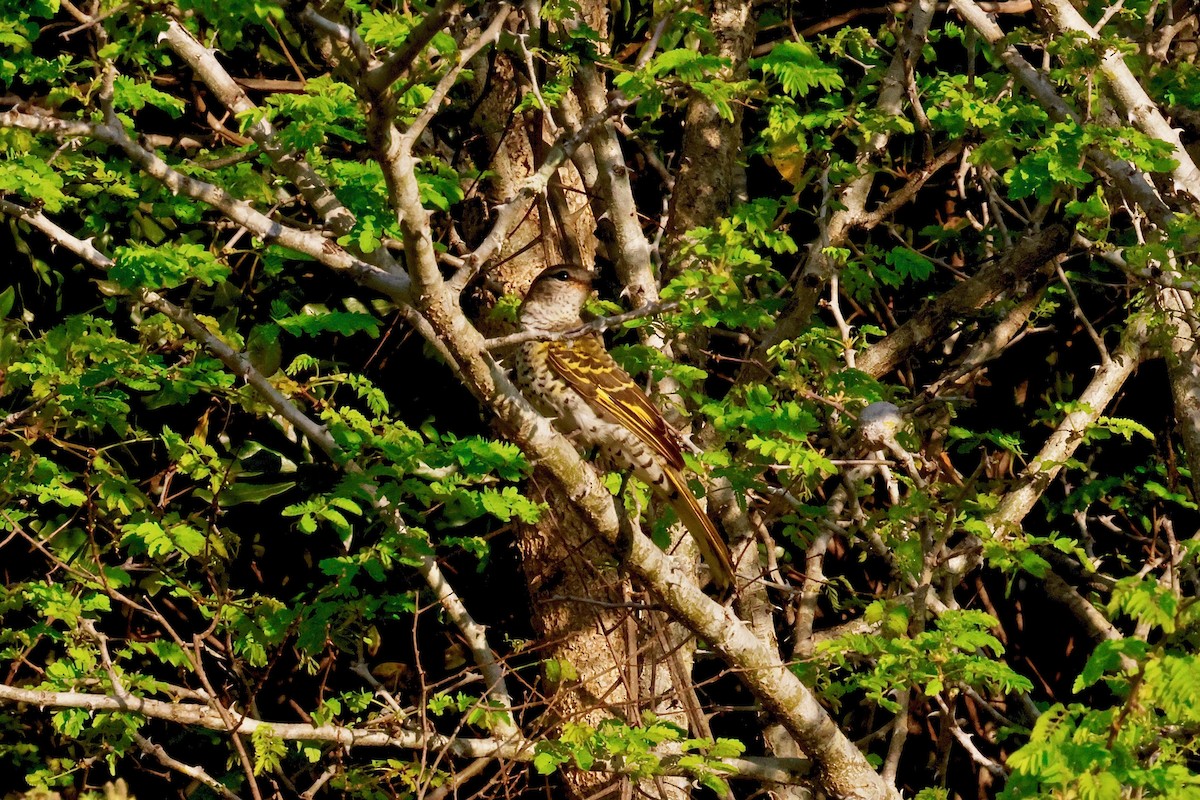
[545,336,735,589]
[544,337,685,471]
[661,467,735,590]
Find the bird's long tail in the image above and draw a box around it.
[662,467,735,590]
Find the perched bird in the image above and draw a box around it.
[514,264,735,589]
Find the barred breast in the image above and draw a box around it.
[515,340,670,492]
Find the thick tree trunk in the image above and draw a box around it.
[468,14,700,800]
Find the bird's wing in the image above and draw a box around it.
[545,336,685,471]
[662,466,734,590]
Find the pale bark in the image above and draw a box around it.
[1035,0,1200,208]
[989,318,1145,527]
[0,682,812,782]
[948,0,1174,228]
[949,0,1200,591]
[977,319,1148,643]
[663,0,757,262]
[162,19,357,235]
[574,61,657,306]
[0,110,410,299]
[1155,287,1200,502]
[757,0,939,358]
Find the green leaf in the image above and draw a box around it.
[0,154,69,212]
[533,751,560,775]
[0,285,15,318]
[884,248,935,283]
[217,481,297,507]
[1073,638,1145,692]
[112,76,185,118]
[275,306,381,338]
[751,41,844,96]
[110,243,230,290]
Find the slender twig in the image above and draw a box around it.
[827,275,857,370]
[933,696,1008,778]
[299,767,338,800]
[297,5,374,67]
[400,7,512,150]
[0,109,410,300]
[188,632,263,800]
[856,141,966,230]
[483,297,686,350]
[0,396,54,435]
[135,734,245,800]
[78,619,130,700]
[162,18,356,234]
[1055,262,1110,365]
[880,687,912,789]
[425,757,496,800]
[59,0,129,37]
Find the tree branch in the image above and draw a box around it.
[0,108,411,300]
[857,224,1070,378]
[0,681,811,783]
[948,0,1174,228]
[364,0,461,94]
[0,196,521,745]
[751,0,939,369]
[162,18,357,235]
[573,64,657,307]
[1035,0,1200,208]
[399,7,512,151]
[134,733,246,800]
[450,94,635,292]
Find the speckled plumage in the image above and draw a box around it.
[515,265,734,589]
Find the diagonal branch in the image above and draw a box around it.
[752,0,939,368]
[857,224,1070,378]
[161,18,357,235]
[134,734,245,800]
[298,4,376,68]
[967,316,1148,643]
[364,0,461,94]
[948,0,1174,228]
[0,197,520,744]
[1035,0,1200,207]
[992,316,1145,524]
[449,94,636,291]
[399,7,512,151]
[0,108,411,300]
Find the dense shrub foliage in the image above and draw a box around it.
[1,0,1200,798]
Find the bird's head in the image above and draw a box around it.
[518,264,595,332]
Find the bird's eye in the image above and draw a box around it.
[552,270,571,281]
